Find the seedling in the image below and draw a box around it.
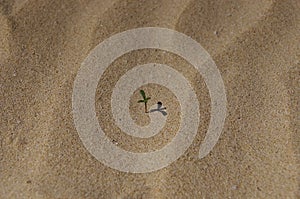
[138,90,151,113]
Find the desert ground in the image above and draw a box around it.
[0,0,299,198]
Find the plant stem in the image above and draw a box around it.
[144,102,148,113]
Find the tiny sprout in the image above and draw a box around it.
[138,90,151,113]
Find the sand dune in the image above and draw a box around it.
[0,0,299,198]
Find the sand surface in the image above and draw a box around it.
[0,0,299,198]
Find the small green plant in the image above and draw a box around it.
[138,90,151,113]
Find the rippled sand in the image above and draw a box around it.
[0,0,299,198]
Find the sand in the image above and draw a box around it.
[0,0,299,198]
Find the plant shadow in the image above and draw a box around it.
[149,102,167,116]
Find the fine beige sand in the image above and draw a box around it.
[0,0,299,198]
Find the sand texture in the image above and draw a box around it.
[0,0,299,198]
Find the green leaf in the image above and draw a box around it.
[139,90,146,100]
[146,97,151,101]
[138,100,144,103]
